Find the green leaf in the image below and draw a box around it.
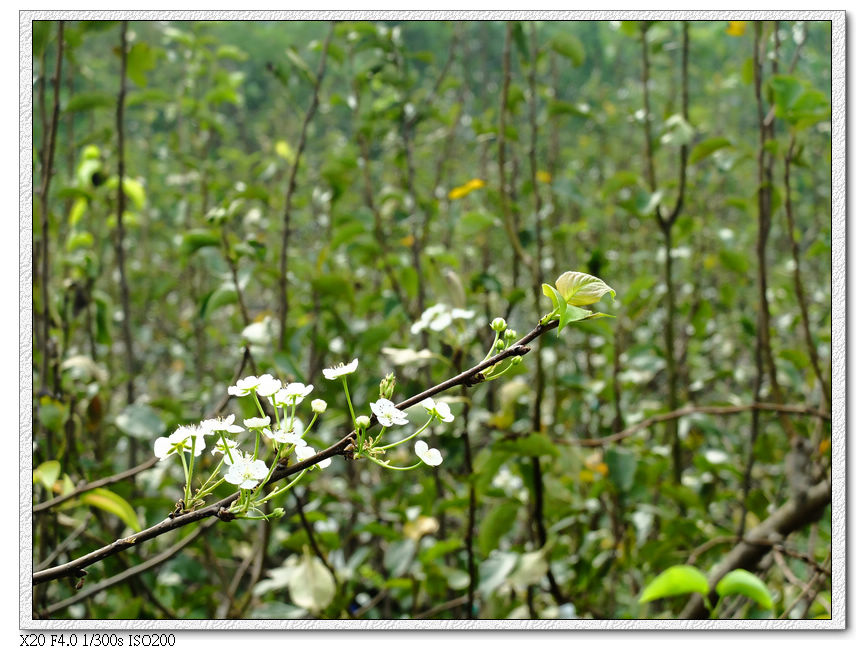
[716,569,774,610]
[105,176,146,210]
[555,271,616,306]
[34,460,61,492]
[199,284,238,321]
[126,41,157,88]
[492,433,559,458]
[115,404,164,440]
[65,92,115,113]
[478,501,520,556]
[605,447,637,493]
[639,565,709,603]
[551,32,585,67]
[689,137,732,165]
[285,47,315,84]
[181,230,221,257]
[81,488,142,532]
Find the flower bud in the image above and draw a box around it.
[311,399,327,414]
[490,317,508,332]
[271,507,286,519]
[495,339,506,351]
[379,372,395,400]
[504,329,517,343]
[511,356,523,367]
[356,415,371,429]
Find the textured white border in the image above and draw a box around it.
[19,9,846,631]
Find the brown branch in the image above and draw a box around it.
[679,478,830,619]
[37,21,64,392]
[414,594,469,620]
[497,22,532,269]
[783,134,830,407]
[115,21,136,406]
[572,402,829,448]
[40,520,215,617]
[33,320,558,585]
[277,23,334,350]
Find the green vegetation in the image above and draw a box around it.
[31,19,832,621]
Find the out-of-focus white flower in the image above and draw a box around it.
[420,397,455,423]
[201,414,244,434]
[311,399,327,414]
[370,398,409,427]
[415,440,443,466]
[224,453,269,489]
[255,374,282,397]
[244,416,271,429]
[273,382,313,407]
[411,304,475,335]
[323,358,358,380]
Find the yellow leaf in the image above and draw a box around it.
[399,235,415,247]
[536,170,552,184]
[579,469,595,483]
[595,462,609,477]
[275,140,295,162]
[726,21,747,37]
[448,178,485,200]
[819,438,830,455]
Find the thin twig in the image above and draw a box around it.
[571,402,828,448]
[277,23,334,350]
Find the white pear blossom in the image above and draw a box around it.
[370,398,409,427]
[154,425,206,460]
[244,416,271,429]
[311,399,327,414]
[420,397,455,423]
[255,374,282,397]
[295,443,332,469]
[224,453,269,489]
[227,375,261,397]
[272,418,306,445]
[273,382,314,407]
[411,304,476,335]
[415,440,443,467]
[201,414,244,434]
[322,358,359,380]
[211,437,240,464]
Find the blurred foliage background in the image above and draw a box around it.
[31,19,833,621]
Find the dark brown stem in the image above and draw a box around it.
[783,135,830,406]
[115,21,136,406]
[460,386,476,618]
[497,22,531,268]
[37,21,64,392]
[277,23,333,350]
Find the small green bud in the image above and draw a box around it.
[490,317,507,332]
[356,415,371,429]
[504,329,517,343]
[270,507,286,519]
[495,339,506,351]
[379,372,396,400]
[511,356,523,367]
[311,399,327,414]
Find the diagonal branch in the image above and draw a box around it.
[33,319,558,586]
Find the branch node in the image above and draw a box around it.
[216,507,237,522]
